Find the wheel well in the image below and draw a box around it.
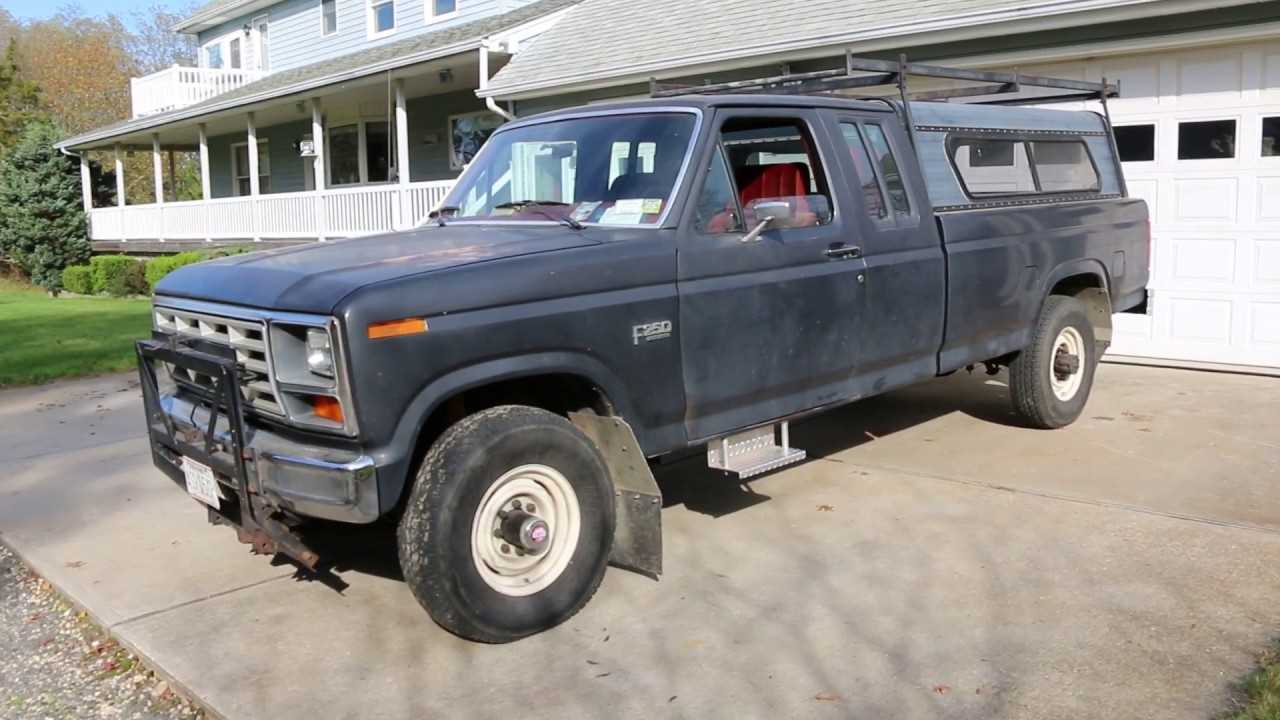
[1049,272,1113,347]
[403,373,615,498]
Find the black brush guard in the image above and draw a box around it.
[136,336,321,569]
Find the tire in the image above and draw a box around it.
[397,405,615,643]
[1008,295,1098,429]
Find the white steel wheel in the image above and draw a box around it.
[1049,326,1086,402]
[470,464,581,597]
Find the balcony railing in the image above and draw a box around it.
[131,66,267,118]
[87,180,456,242]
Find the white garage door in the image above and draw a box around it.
[1013,41,1280,370]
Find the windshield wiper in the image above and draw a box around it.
[429,205,460,227]
[494,200,584,230]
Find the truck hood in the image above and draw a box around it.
[154,224,601,314]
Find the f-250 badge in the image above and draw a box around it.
[632,320,673,345]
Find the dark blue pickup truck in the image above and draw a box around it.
[137,64,1149,642]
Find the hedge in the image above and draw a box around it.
[61,265,93,295]
[145,251,204,290]
[89,255,147,297]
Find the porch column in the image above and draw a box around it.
[78,154,93,213]
[114,143,127,243]
[198,124,212,201]
[310,97,326,241]
[247,112,261,241]
[151,134,165,206]
[394,78,411,229]
[198,123,211,243]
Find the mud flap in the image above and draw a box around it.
[569,412,662,579]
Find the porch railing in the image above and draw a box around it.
[87,180,455,242]
[131,66,267,118]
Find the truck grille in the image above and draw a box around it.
[153,306,285,417]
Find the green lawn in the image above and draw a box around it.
[1228,647,1280,720]
[0,278,153,387]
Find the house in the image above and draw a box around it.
[471,0,1280,372]
[55,0,578,246]
[58,0,1279,372]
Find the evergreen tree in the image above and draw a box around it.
[0,121,90,290]
[0,39,43,155]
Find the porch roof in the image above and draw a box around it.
[58,0,579,151]
[479,0,1260,99]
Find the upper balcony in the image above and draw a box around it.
[130,66,267,118]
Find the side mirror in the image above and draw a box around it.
[739,199,794,243]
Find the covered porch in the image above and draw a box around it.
[64,47,515,250]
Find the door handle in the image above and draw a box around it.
[825,244,862,260]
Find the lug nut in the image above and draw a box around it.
[500,544,510,554]
[511,499,523,510]
[525,503,536,514]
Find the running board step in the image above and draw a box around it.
[706,422,806,479]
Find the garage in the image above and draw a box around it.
[481,0,1280,373]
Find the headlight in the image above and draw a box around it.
[306,328,334,378]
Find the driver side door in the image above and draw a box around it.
[676,108,868,442]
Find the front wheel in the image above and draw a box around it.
[1008,295,1098,429]
[397,405,615,643]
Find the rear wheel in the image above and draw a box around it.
[1009,295,1097,429]
[397,405,614,643]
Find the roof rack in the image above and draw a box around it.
[649,53,1125,192]
[649,52,1118,106]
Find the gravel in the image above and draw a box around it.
[0,542,206,720]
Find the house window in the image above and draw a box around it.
[370,0,395,35]
[322,0,338,34]
[329,124,361,185]
[1177,119,1235,160]
[232,140,270,196]
[229,37,242,69]
[205,44,223,69]
[861,123,910,215]
[429,0,457,19]
[1263,117,1279,157]
[1114,124,1155,162]
[365,121,394,182]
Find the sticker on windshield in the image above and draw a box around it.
[641,198,663,214]
[571,202,600,222]
[599,209,645,225]
[613,198,646,214]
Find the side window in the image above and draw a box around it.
[720,117,833,228]
[951,138,1036,196]
[694,145,744,234]
[861,124,910,215]
[1030,141,1099,192]
[839,123,886,219]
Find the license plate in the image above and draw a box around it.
[181,456,222,508]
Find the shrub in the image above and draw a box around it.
[89,255,146,297]
[0,121,90,290]
[61,265,93,294]
[144,251,204,290]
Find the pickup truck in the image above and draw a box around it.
[137,80,1149,643]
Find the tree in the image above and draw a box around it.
[127,2,198,75]
[0,39,44,155]
[0,121,90,290]
[15,11,134,137]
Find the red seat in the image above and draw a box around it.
[736,162,817,226]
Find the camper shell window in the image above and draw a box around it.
[946,133,1100,200]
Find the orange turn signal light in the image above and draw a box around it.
[367,317,428,340]
[312,395,345,424]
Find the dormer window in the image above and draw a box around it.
[369,0,395,36]
[322,0,338,35]
[428,0,456,21]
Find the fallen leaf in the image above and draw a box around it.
[64,560,85,568]
[933,685,951,695]
[815,693,843,702]
[668,696,677,703]
[817,505,834,512]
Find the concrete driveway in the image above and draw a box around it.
[1,363,1278,720]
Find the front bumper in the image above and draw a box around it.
[137,337,381,533]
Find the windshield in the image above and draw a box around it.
[440,112,698,226]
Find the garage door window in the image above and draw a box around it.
[1114,124,1155,163]
[1263,117,1279,158]
[1177,119,1236,160]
